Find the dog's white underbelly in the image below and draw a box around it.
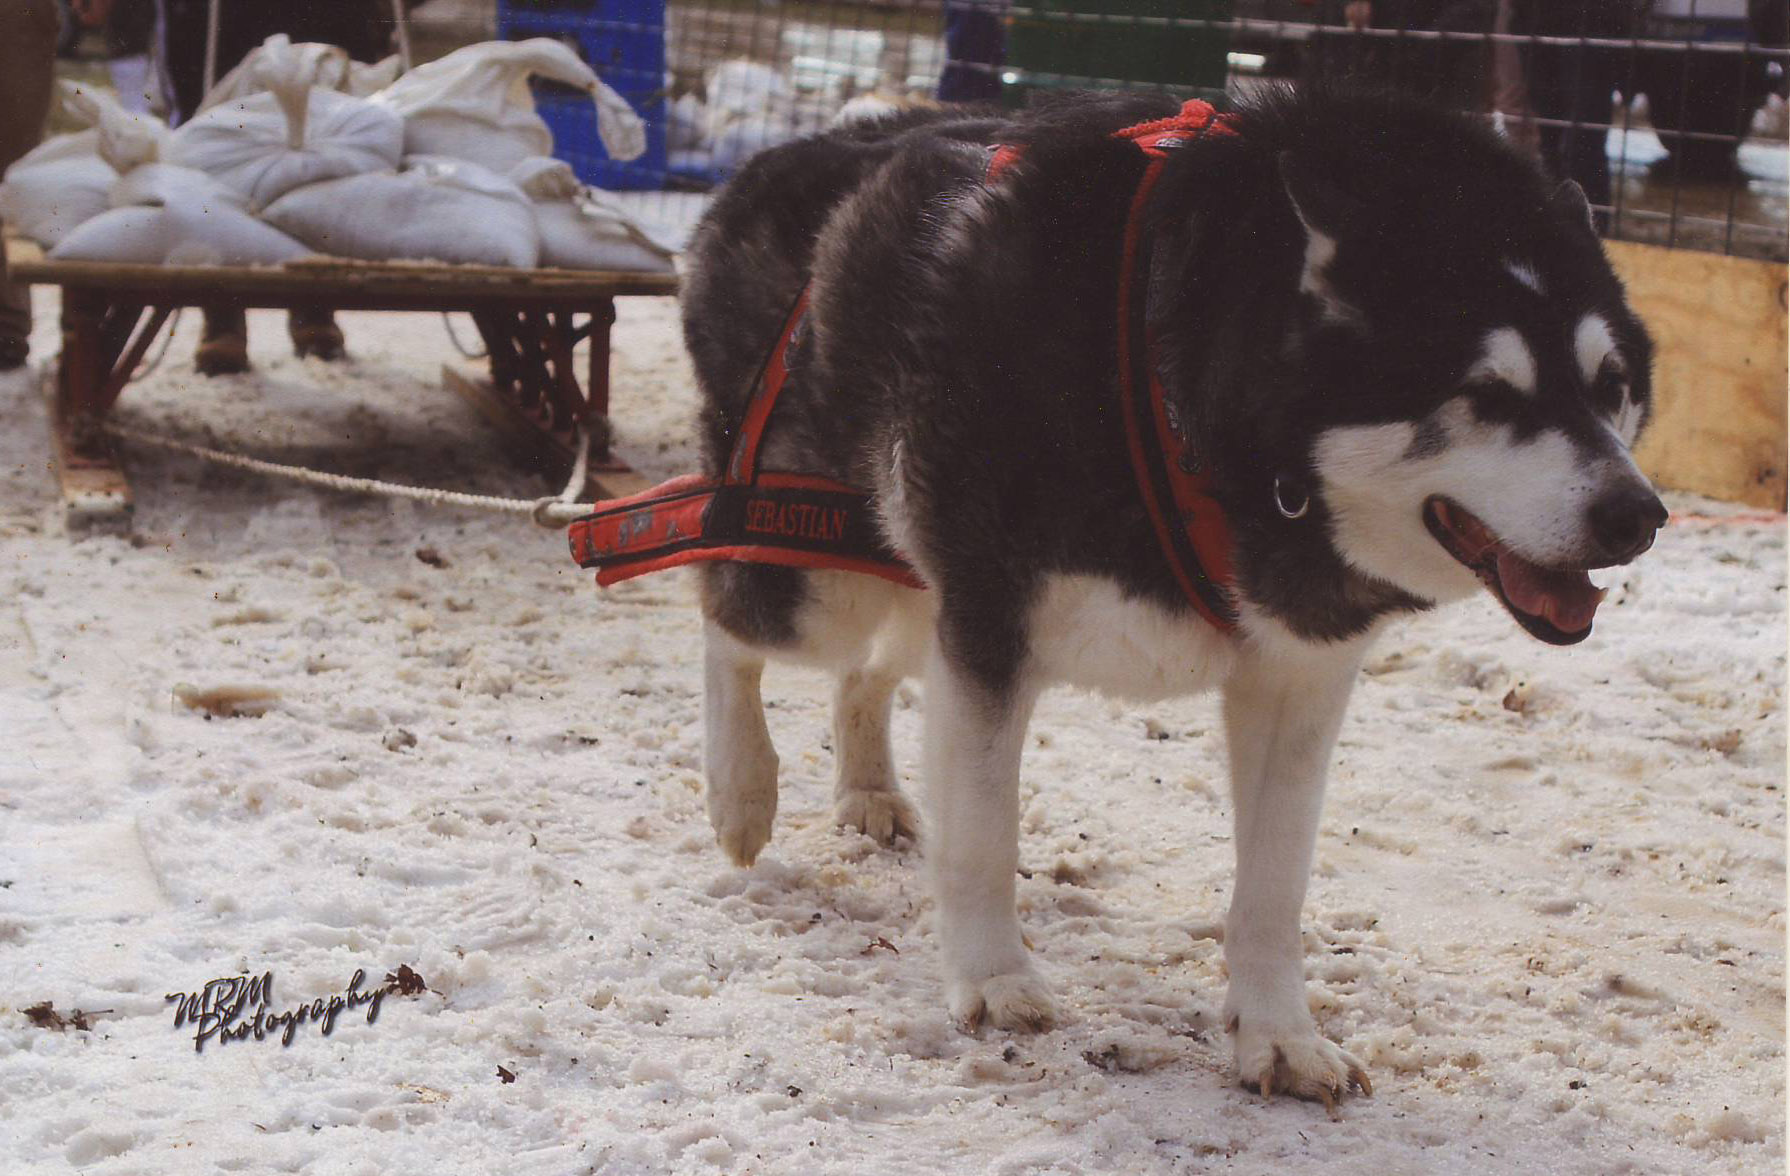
[1026,574,1239,702]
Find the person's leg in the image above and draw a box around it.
[196,305,250,376]
[288,305,345,361]
[0,2,61,368]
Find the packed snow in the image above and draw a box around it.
[0,293,1782,1174]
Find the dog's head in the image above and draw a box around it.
[1270,113,1663,646]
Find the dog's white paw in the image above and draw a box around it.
[706,732,777,867]
[948,969,1057,1034]
[710,802,774,867]
[1228,1012,1372,1116]
[834,788,918,845]
[706,763,776,867]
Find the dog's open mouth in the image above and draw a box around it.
[1423,497,1604,646]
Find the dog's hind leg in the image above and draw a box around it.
[703,621,780,867]
[831,596,927,844]
[831,668,919,844]
[923,645,1053,1032]
[1220,629,1375,1109]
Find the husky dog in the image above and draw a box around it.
[676,86,1664,1106]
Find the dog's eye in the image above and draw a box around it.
[1590,364,1626,413]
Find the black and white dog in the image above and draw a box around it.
[674,86,1664,1106]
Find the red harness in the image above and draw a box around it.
[569,99,1238,630]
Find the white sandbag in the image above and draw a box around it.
[108,163,245,212]
[6,128,101,171]
[57,81,168,171]
[346,56,404,97]
[502,155,678,268]
[534,198,674,273]
[260,156,539,267]
[0,82,175,247]
[0,150,113,248]
[507,156,581,201]
[49,203,310,266]
[371,38,645,172]
[167,73,403,209]
[199,34,402,110]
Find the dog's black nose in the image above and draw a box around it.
[1589,488,1669,563]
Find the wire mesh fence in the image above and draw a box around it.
[423,0,1786,259]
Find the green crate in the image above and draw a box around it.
[1004,0,1233,98]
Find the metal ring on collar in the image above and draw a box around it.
[1274,476,1310,520]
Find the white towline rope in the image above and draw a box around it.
[100,421,597,528]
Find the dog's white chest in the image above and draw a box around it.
[1026,575,1239,701]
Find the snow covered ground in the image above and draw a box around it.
[0,294,1782,1175]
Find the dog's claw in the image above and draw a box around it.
[1231,1015,1372,1113]
[947,970,1057,1035]
[834,788,918,846]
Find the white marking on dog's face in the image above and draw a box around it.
[1504,259,1544,294]
[1573,312,1644,447]
[1610,397,1644,448]
[1466,327,1537,395]
[1574,313,1618,384]
[1292,221,1365,327]
[1314,398,1655,602]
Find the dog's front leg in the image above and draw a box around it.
[1221,633,1373,1109]
[922,645,1052,1032]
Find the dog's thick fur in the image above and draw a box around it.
[677,86,1664,1105]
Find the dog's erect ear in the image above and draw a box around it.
[1551,179,1596,234]
[1278,151,1366,327]
[1277,151,1364,240]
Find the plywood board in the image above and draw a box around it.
[1608,241,1788,511]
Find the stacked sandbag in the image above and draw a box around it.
[506,157,676,274]
[50,204,309,266]
[107,163,245,213]
[167,90,403,212]
[0,83,168,248]
[0,136,113,249]
[200,33,401,110]
[167,39,403,210]
[370,38,644,172]
[60,82,169,171]
[261,155,539,268]
[5,35,678,273]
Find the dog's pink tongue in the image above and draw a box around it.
[1496,551,1603,633]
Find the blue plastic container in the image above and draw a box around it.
[495,0,668,191]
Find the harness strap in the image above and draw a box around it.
[567,286,921,588]
[1110,101,1239,630]
[572,98,1240,623]
[727,289,809,485]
